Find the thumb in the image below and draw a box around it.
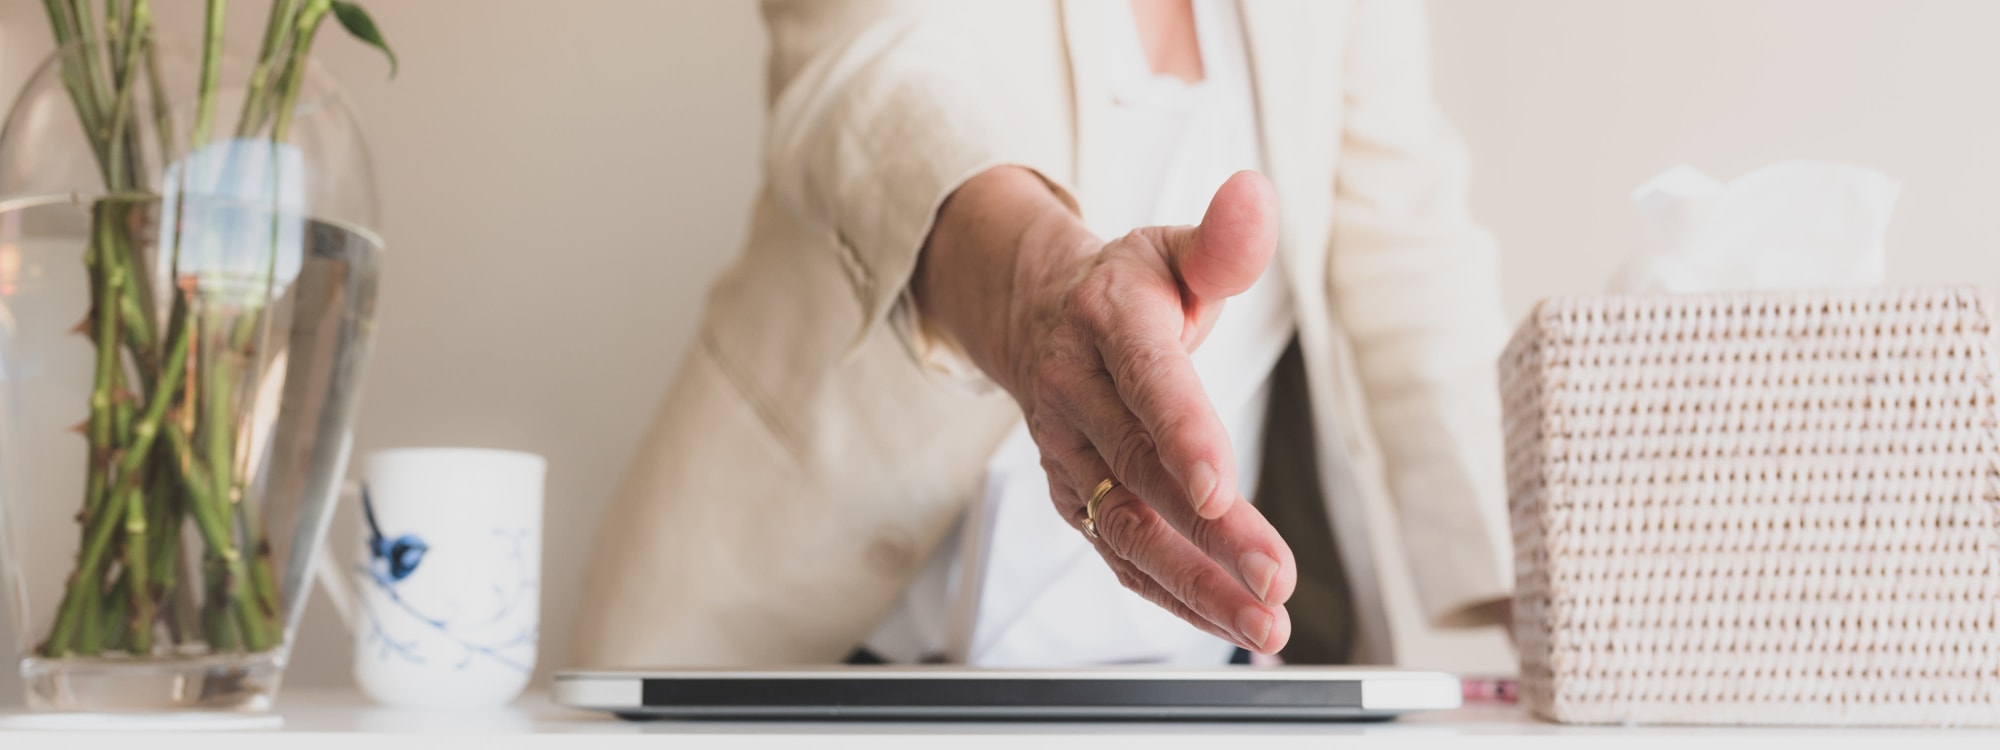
[1167,170,1279,302]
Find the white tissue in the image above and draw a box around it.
[1609,161,1901,293]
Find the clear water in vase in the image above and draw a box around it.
[0,193,381,711]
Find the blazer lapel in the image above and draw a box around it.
[1059,0,1111,218]
[1241,0,1400,663]
[1237,0,1323,288]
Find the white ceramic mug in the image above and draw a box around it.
[317,448,545,709]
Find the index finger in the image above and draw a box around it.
[1092,290,1238,521]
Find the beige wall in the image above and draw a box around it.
[1430,0,2000,310]
[3,0,1999,703]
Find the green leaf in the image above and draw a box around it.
[329,1,396,78]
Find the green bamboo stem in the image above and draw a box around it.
[82,584,114,652]
[202,313,243,487]
[42,450,122,657]
[41,0,71,42]
[144,38,184,340]
[103,306,188,515]
[99,0,147,191]
[45,1,102,135]
[210,0,301,201]
[143,449,182,630]
[192,1,311,509]
[191,0,227,147]
[45,206,122,657]
[235,0,302,139]
[103,210,160,392]
[219,312,280,622]
[117,298,158,393]
[107,57,161,348]
[141,38,176,176]
[164,424,237,574]
[162,424,273,651]
[45,392,116,655]
[39,1,84,122]
[67,0,114,142]
[73,9,160,407]
[103,0,147,191]
[101,0,125,97]
[80,213,119,518]
[144,295,189,645]
[99,574,129,651]
[199,322,239,588]
[117,289,153,352]
[43,0,115,184]
[268,0,329,144]
[41,275,185,656]
[118,477,154,653]
[112,372,133,447]
[74,591,102,655]
[111,211,159,655]
[203,0,332,635]
[239,505,280,626]
[220,14,331,626]
[233,419,281,624]
[201,556,240,651]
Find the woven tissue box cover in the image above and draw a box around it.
[1499,286,2000,726]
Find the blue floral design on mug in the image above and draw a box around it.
[357,484,536,675]
[364,485,429,581]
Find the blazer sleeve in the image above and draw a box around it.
[760,0,1078,369]
[1326,0,1514,628]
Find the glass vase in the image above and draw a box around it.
[0,37,380,711]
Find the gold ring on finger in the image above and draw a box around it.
[1083,478,1118,540]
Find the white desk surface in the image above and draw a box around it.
[2,688,1998,747]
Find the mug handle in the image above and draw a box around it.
[314,479,364,634]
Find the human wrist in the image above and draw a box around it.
[996,203,1097,390]
[915,166,1094,392]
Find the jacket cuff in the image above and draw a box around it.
[886,285,993,391]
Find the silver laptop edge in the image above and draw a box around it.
[553,667,1462,720]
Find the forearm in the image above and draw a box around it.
[912,166,1096,395]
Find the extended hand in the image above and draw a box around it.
[919,169,1298,654]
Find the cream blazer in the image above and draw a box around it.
[573,0,1514,669]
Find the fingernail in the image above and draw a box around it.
[1187,462,1218,513]
[1236,607,1273,651]
[1240,550,1278,603]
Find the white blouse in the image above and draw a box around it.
[867,0,1296,666]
